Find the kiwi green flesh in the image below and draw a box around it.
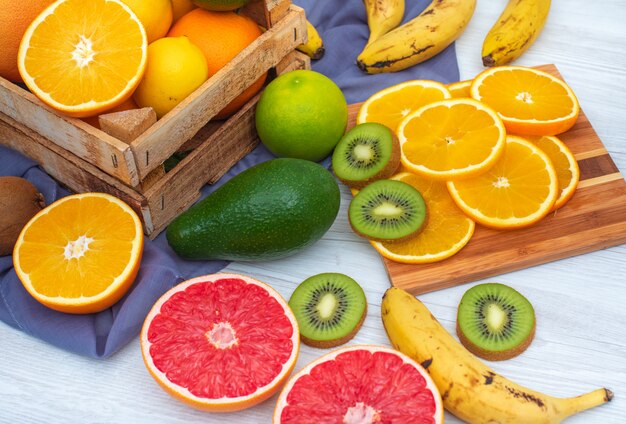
[332,122,399,188]
[457,283,535,355]
[288,273,367,347]
[349,179,427,241]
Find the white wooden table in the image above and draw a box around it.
[1,1,625,422]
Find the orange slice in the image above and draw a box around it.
[447,80,472,98]
[447,135,558,229]
[13,193,144,314]
[470,66,580,135]
[357,80,451,134]
[17,0,148,118]
[398,98,506,180]
[370,172,475,264]
[526,135,580,209]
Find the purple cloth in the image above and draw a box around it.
[0,0,459,358]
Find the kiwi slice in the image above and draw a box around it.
[331,122,400,189]
[349,179,427,241]
[288,273,367,348]
[457,283,536,361]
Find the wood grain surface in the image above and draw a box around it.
[347,64,626,295]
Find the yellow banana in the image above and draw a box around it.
[381,287,613,423]
[296,20,325,60]
[357,0,476,74]
[482,0,551,67]
[363,0,405,46]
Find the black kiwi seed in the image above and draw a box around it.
[331,122,400,189]
[288,273,367,348]
[456,282,536,361]
[348,179,427,242]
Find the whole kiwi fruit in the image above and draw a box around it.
[0,177,45,256]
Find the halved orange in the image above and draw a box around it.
[371,172,475,264]
[357,80,451,134]
[526,135,580,209]
[17,0,148,118]
[398,98,506,180]
[13,193,144,314]
[447,135,558,229]
[470,66,580,135]
[447,80,472,98]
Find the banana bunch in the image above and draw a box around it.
[482,0,551,67]
[296,20,325,60]
[357,0,476,74]
[381,287,613,423]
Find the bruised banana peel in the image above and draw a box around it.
[381,287,613,423]
[357,0,476,73]
[482,0,551,67]
[363,0,405,46]
[296,20,325,60]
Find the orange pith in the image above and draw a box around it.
[399,98,506,180]
[13,193,143,314]
[471,66,580,135]
[17,0,147,118]
[447,80,472,98]
[526,135,580,209]
[447,135,559,229]
[371,172,475,264]
[357,80,451,134]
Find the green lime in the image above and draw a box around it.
[255,70,348,162]
[192,0,249,11]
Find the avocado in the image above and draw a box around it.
[166,158,340,261]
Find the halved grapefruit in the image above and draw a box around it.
[273,345,444,423]
[140,273,300,412]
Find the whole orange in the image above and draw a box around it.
[0,0,55,82]
[168,8,266,119]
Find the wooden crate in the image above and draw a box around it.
[0,0,310,238]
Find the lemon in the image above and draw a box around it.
[172,0,196,22]
[120,0,173,43]
[133,36,209,118]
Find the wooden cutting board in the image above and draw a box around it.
[346,64,626,295]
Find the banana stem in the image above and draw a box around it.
[558,388,613,419]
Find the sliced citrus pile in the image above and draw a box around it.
[471,66,580,136]
[447,135,558,229]
[274,345,444,423]
[398,98,506,180]
[13,193,143,314]
[447,80,472,98]
[371,172,475,264]
[526,135,580,209]
[17,0,148,117]
[141,273,299,412]
[357,80,451,134]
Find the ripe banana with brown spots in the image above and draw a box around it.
[356,0,476,74]
[381,287,613,423]
[363,0,405,47]
[482,0,551,67]
[297,20,325,60]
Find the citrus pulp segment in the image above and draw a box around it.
[470,66,580,135]
[356,80,451,134]
[273,345,444,423]
[17,0,148,118]
[447,135,559,229]
[13,193,143,314]
[141,273,299,412]
[371,172,475,264]
[398,98,506,180]
[526,135,580,210]
[447,80,472,98]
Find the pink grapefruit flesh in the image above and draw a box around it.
[274,345,444,423]
[141,273,300,412]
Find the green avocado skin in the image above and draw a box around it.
[166,158,340,261]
